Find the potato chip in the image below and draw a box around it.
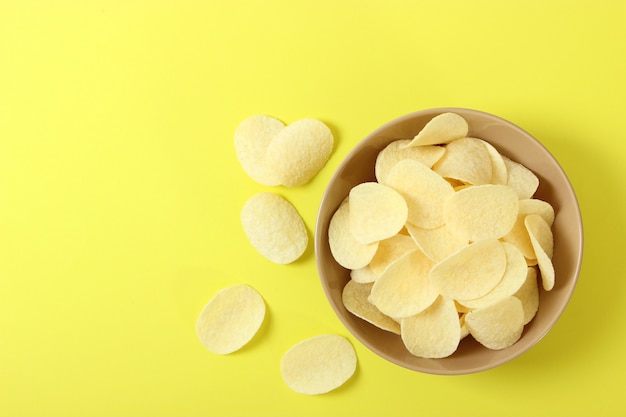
[385,159,454,229]
[432,137,493,185]
[234,114,285,186]
[349,265,379,284]
[370,249,438,319]
[369,234,418,275]
[444,184,519,241]
[348,182,408,244]
[465,296,524,350]
[525,214,555,291]
[459,313,470,340]
[329,200,379,269]
[503,155,539,199]
[280,334,356,395]
[513,267,540,325]
[266,118,333,187]
[400,296,460,358]
[375,139,445,184]
[196,284,266,354]
[457,242,527,310]
[240,193,308,264]
[405,222,467,263]
[342,280,401,335]
[478,139,508,185]
[403,112,469,147]
[503,199,555,260]
[429,239,506,301]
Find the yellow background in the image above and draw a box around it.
[1,1,624,416]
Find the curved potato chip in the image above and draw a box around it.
[513,267,540,325]
[349,182,408,244]
[385,159,454,229]
[370,249,438,319]
[503,155,539,199]
[478,139,508,185]
[432,137,493,185]
[503,199,555,260]
[329,201,379,269]
[266,118,333,187]
[375,139,445,184]
[403,112,469,147]
[342,280,401,335]
[465,296,524,350]
[234,114,285,186]
[525,214,555,291]
[400,296,461,358]
[430,239,506,301]
[280,334,357,395]
[405,222,467,263]
[444,184,519,241]
[240,192,308,264]
[369,234,418,275]
[350,265,379,284]
[196,284,266,354]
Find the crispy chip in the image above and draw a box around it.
[385,159,454,229]
[234,115,285,186]
[370,249,438,319]
[429,239,507,301]
[348,182,408,244]
[503,155,539,199]
[369,234,418,275]
[375,139,445,184]
[400,296,461,358]
[349,265,379,284]
[444,184,519,241]
[503,199,555,260]
[196,284,266,354]
[479,139,508,185]
[432,137,493,185]
[342,280,401,335]
[513,267,540,325]
[280,334,356,395]
[240,192,308,264]
[465,296,524,350]
[329,201,379,269]
[405,222,467,263]
[403,112,469,147]
[266,118,333,187]
[525,214,555,291]
[459,313,470,340]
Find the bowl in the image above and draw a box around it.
[314,107,583,375]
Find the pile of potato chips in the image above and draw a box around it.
[331,113,555,358]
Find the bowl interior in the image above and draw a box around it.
[315,108,583,375]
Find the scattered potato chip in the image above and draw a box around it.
[503,199,555,260]
[465,296,524,350]
[370,249,438,319]
[349,182,408,244]
[405,222,467,263]
[503,155,539,199]
[444,184,519,241]
[266,118,334,187]
[478,139,508,185]
[196,284,266,354]
[240,192,308,264]
[234,114,285,186]
[342,280,401,335]
[403,112,469,147]
[375,139,445,184]
[432,137,493,185]
[513,267,540,325]
[329,200,379,269]
[429,239,506,301]
[385,159,454,229]
[280,334,357,395]
[400,296,461,358]
[525,214,555,291]
[368,234,417,275]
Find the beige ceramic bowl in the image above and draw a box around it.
[315,108,583,375]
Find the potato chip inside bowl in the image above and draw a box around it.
[315,108,583,375]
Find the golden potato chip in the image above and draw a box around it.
[369,234,417,275]
[429,239,506,301]
[348,182,408,244]
[465,296,524,350]
[385,159,454,229]
[266,118,333,187]
[375,139,445,184]
[240,192,308,264]
[280,334,356,395]
[342,280,401,335]
[234,114,285,186]
[370,249,438,319]
[403,112,469,147]
[478,139,508,185]
[432,137,493,185]
[329,201,379,269]
[513,267,540,325]
[196,284,265,354]
[502,155,539,199]
[503,199,555,260]
[457,242,527,310]
[349,265,379,284]
[525,214,555,291]
[405,222,467,263]
[444,184,519,241]
[400,296,460,358]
